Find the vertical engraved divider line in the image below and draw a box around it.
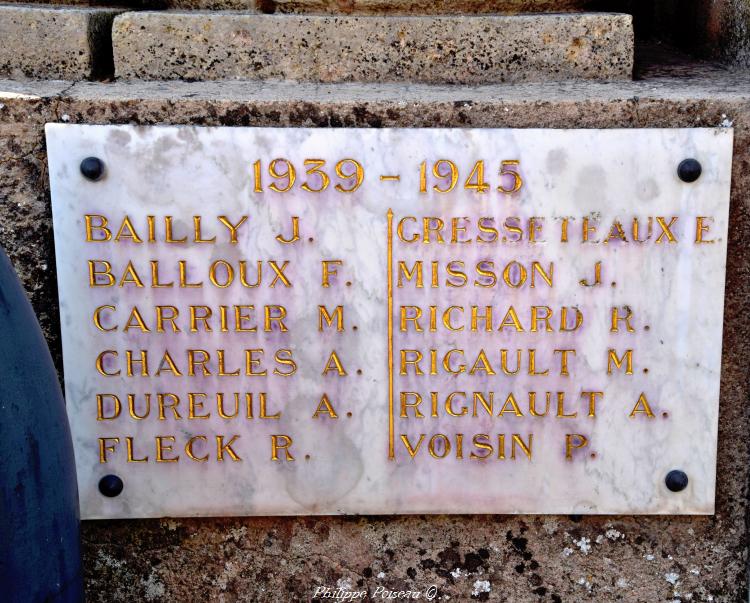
[387,208,395,460]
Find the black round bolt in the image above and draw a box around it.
[665,469,688,492]
[98,474,123,497]
[677,158,702,183]
[80,157,105,181]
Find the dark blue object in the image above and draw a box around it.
[665,469,689,492]
[98,475,123,498]
[0,246,83,602]
[677,158,702,183]
[79,157,104,181]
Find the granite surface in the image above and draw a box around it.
[112,12,634,83]
[0,68,748,599]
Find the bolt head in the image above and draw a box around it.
[665,469,688,492]
[677,158,702,183]
[80,156,105,181]
[98,474,123,497]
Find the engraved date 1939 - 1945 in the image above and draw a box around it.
[250,158,523,194]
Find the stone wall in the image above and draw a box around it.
[651,0,750,67]
[1,67,749,600]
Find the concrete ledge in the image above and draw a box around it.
[112,11,634,83]
[0,4,124,80]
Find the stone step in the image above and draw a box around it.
[112,11,634,83]
[262,0,592,14]
[0,4,124,79]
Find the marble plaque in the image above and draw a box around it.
[46,125,733,519]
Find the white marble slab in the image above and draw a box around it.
[45,125,733,518]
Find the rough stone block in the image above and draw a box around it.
[112,11,634,83]
[0,4,123,80]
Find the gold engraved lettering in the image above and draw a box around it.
[126,437,148,463]
[655,217,678,243]
[313,394,338,418]
[276,216,300,244]
[97,394,120,420]
[186,436,209,462]
[193,216,216,244]
[608,349,634,374]
[98,437,119,463]
[387,209,395,460]
[271,435,294,461]
[629,393,655,418]
[322,260,342,288]
[322,350,347,375]
[217,435,242,461]
[85,214,112,242]
[695,216,716,243]
[565,434,588,460]
[156,436,179,462]
[611,306,635,333]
